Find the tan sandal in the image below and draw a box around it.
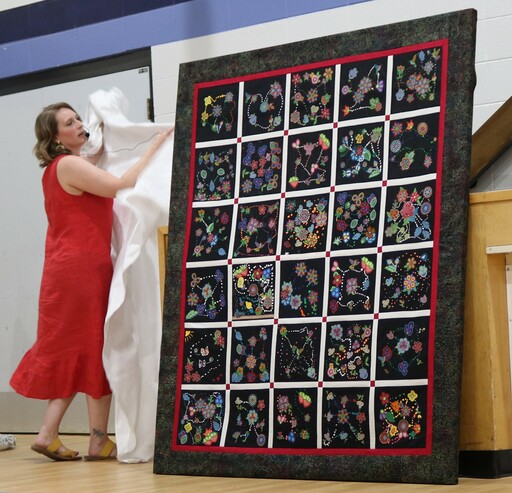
[31,437,81,461]
[84,438,117,461]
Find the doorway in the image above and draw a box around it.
[0,49,152,432]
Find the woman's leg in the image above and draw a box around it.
[33,395,77,454]
[86,393,116,457]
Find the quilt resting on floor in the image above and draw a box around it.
[155,10,477,485]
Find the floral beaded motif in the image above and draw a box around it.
[240,139,282,197]
[337,124,384,182]
[183,328,226,384]
[232,263,275,319]
[323,389,370,448]
[340,58,387,120]
[197,84,239,141]
[377,388,426,448]
[226,390,269,447]
[287,131,332,191]
[243,76,285,134]
[392,48,442,112]
[194,145,236,201]
[289,66,335,128]
[324,321,373,381]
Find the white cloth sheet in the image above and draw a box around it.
[85,88,173,462]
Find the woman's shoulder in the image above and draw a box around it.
[47,154,69,168]
[53,154,91,177]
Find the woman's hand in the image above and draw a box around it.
[149,126,175,153]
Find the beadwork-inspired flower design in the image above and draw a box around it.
[322,389,370,448]
[243,76,286,135]
[340,58,387,120]
[182,328,227,384]
[383,183,435,245]
[230,326,272,384]
[324,321,372,381]
[185,266,227,322]
[225,390,269,448]
[197,84,239,141]
[328,255,376,315]
[274,389,317,448]
[279,258,324,318]
[380,249,432,311]
[194,145,237,201]
[177,391,225,446]
[376,318,429,380]
[331,189,380,250]
[392,48,442,113]
[376,387,426,448]
[187,206,232,260]
[240,138,282,197]
[388,114,439,179]
[275,323,321,382]
[282,195,329,254]
[232,262,275,319]
[289,66,335,128]
[286,131,332,191]
[337,124,384,182]
[233,200,280,257]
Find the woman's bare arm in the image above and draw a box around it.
[57,126,174,197]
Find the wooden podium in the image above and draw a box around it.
[459,189,512,477]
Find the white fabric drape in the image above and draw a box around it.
[85,88,173,463]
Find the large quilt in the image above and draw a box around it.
[155,10,477,484]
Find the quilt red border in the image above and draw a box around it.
[171,39,449,457]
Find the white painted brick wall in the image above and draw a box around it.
[2,1,510,132]
[152,0,512,136]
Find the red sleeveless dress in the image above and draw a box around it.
[10,155,113,399]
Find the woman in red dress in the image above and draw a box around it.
[10,102,173,461]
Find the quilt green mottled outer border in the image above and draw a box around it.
[155,9,477,485]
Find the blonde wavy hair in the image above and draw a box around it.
[33,102,75,168]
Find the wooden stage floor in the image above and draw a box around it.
[1,434,511,492]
